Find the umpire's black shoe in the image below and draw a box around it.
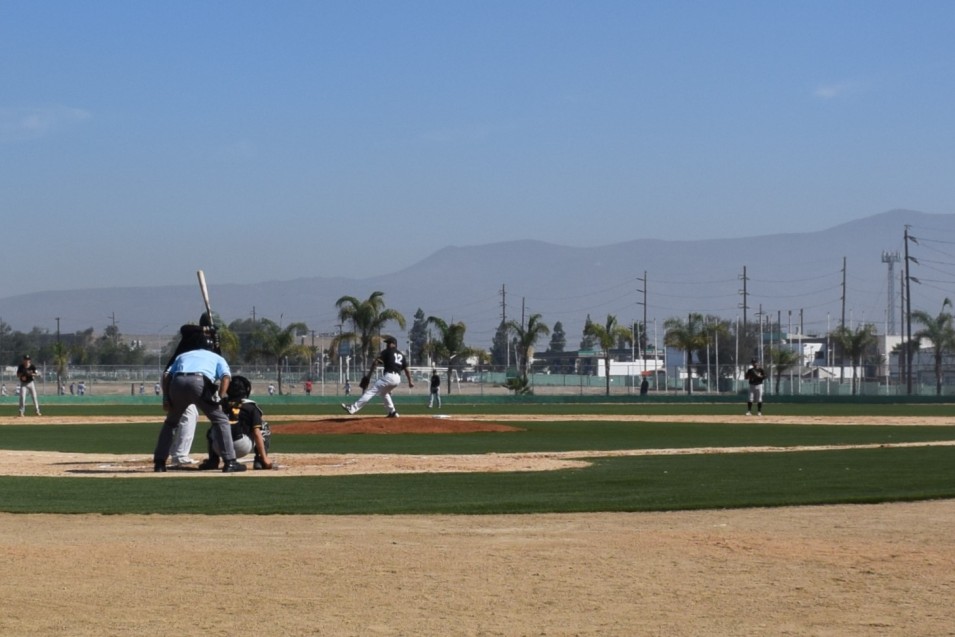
[197,458,220,471]
[222,460,247,473]
[154,462,167,473]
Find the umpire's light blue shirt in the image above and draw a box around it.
[167,349,231,383]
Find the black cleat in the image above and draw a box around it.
[387,411,399,418]
[222,460,247,473]
[154,462,167,473]
[197,458,220,471]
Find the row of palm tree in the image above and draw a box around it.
[660,304,955,396]
[218,291,955,396]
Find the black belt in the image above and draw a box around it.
[174,372,204,377]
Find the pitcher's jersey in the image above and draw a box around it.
[377,348,408,374]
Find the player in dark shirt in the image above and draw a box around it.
[745,359,766,416]
[341,336,415,418]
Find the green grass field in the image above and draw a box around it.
[2,401,954,515]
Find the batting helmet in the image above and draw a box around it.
[383,336,398,346]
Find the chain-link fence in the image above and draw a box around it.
[1,362,949,398]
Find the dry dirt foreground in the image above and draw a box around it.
[2,414,955,635]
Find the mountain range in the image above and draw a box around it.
[2,209,952,349]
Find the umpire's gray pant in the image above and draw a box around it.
[154,375,236,464]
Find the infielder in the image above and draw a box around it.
[745,358,766,416]
[342,336,414,417]
[428,369,442,409]
[16,354,41,417]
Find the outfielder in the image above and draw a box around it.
[745,358,766,416]
[342,336,414,418]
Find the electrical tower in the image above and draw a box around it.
[881,251,901,335]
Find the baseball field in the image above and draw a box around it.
[2,401,954,635]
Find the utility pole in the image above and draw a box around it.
[500,284,508,369]
[739,266,749,328]
[840,257,847,384]
[636,271,647,360]
[899,269,906,388]
[904,226,919,394]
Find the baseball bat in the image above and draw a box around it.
[197,269,214,329]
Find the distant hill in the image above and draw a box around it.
[1,209,951,348]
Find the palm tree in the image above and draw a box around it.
[912,298,955,395]
[767,346,801,394]
[506,313,550,383]
[425,316,473,395]
[334,291,406,370]
[664,313,708,394]
[829,323,878,395]
[248,319,310,395]
[584,314,633,396]
[216,323,241,361]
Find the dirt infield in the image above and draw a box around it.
[2,413,955,635]
[3,414,955,479]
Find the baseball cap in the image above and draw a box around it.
[23,354,31,359]
[384,336,398,345]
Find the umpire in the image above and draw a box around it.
[153,345,245,473]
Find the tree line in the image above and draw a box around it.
[3,291,951,396]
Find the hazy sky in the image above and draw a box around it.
[2,0,954,297]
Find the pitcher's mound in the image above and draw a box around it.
[272,417,522,435]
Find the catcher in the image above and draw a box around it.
[341,336,414,418]
[198,375,275,470]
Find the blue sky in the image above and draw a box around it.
[2,0,954,297]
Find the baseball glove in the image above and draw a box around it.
[359,374,370,391]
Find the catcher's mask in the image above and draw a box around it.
[227,375,252,401]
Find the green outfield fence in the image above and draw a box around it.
[3,364,953,404]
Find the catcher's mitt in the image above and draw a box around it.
[359,374,371,390]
